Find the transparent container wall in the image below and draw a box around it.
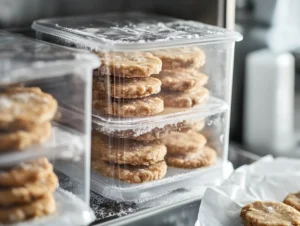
[88,42,235,201]
[20,67,93,202]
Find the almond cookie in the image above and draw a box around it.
[93,76,161,99]
[0,158,53,187]
[0,122,52,152]
[151,47,205,70]
[165,146,216,169]
[161,87,209,108]
[94,52,162,78]
[162,130,207,155]
[93,96,164,117]
[284,192,300,211]
[0,172,58,206]
[240,201,300,226]
[0,87,58,131]
[92,160,167,183]
[0,193,56,223]
[154,69,208,92]
[92,131,167,165]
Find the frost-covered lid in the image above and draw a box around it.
[0,31,100,84]
[32,12,242,51]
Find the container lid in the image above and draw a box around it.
[0,31,100,84]
[32,12,243,52]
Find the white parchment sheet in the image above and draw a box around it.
[196,156,300,226]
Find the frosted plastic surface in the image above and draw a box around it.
[32,12,242,51]
[0,188,95,226]
[0,31,99,84]
[0,124,84,168]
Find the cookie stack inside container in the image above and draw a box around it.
[152,47,217,169]
[92,51,170,183]
[0,87,58,224]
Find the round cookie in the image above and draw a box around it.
[151,47,205,70]
[240,201,300,226]
[0,158,53,187]
[0,193,56,224]
[93,96,164,117]
[162,130,207,154]
[284,192,300,211]
[92,131,167,165]
[155,69,208,92]
[161,87,209,108]
[166,146,216,169]
[0,122,52,152]
[0,172,58,206]
[93,76,162,99]
[92,160,167,183]
[95,51,162,78]
[0,87,58,131]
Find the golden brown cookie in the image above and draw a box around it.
[165,146,216,169]
[92,160,167,183]
[93,96,164,117]
[0,193,56,224]
[162,130,207,154]
[0,122,52,152]
[94,52,162,78]
[0,172,58,206]
[240,201,300,226]
[154,69,208,92]
[92,131,167,165]
[0,158,53,187]
[186,119,205,132]
[0,87,58,131]
[93,76,162,99]
[161,87,209,108]
[151,47,205,70]
[284,192,300,211]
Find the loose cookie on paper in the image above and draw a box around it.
[95,52,162,78]
[161,87,209,108]
[92,160,167,183]
[151,47,205,70]
[93,76,161,99]
[93,96,164,117]
[0,122,52,152]
[284,192,300,211]
[92,131,166,165]
[0,172,58,206]
[165,146,216,169]
[240,201,300,226]
[0,158,53,187]
[162,130,207,154]
[154,69,208,92]
[0,87,58,130]
[0,193,56,224]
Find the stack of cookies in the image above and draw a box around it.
[0,158,58,224]
[0,87,58,152]
[151,47,217,169]
[152,47,209,108]
[0,87,59,223]
[92,51,170,183]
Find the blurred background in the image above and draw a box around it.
[1,0,299,158]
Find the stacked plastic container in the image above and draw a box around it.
[0,32,100,225]
[32,12,242,201]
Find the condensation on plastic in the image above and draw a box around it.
[32,12,242,51]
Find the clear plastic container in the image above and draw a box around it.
[0,32,100,225]
[32,12,242,201]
